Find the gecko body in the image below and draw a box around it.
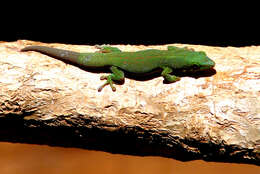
[21,45,215,91]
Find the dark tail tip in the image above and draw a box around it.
[20,45,80,63]
[21,46,42,52]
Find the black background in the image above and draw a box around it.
[1,3,259,47]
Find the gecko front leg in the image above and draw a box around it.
[161,66,180,83]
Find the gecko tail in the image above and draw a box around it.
[21,46,80,63]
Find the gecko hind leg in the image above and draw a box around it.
[95,45,122,53]
[98,66,125,92]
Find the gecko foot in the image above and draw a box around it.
[98,75,116,92]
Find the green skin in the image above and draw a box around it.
[21,45,215,92]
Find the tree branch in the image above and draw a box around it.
[0,40,259,166]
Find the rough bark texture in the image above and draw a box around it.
[0,40,259,166]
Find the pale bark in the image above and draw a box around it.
[0,40,259,166]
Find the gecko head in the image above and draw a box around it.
[182,51,215,72]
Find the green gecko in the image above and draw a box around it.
[21,45,215,92]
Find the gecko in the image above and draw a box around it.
[21,45,215,92]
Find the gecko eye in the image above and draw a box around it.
[192,64,199,69]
